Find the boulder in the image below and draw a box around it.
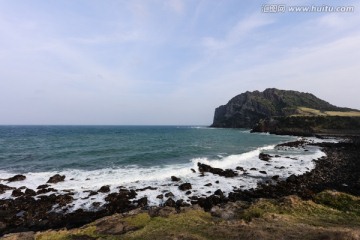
[164,198,176,207]
[11,189,23,197]
[259,153,272,161]
[171,176,181,182]
[24,188,36,196]
[47,174,65,184]
[179,183,192,191]
[7,174,26,182]
[272,175,280,181]
[0,184,15,194]
[198,163,238,178]
[165,192,174,198]
[136,197,148,207]
[98,185,110,193]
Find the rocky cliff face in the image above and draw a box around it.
[211,88,352,128]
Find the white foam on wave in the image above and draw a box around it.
[0,140,327,212]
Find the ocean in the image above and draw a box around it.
[0,126,326,211]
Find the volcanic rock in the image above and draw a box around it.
[179,183,192,191]
[0,184,15,194]
[11,189,23,197]
[259,153,272,161]
[98,185,110,193]
[171,176,180,182]
[7,174,26,182]
[47,174,65,184]
[164,198,176,207]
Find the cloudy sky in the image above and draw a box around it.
[0,0,359,125]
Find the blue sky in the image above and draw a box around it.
[0,0,359,125]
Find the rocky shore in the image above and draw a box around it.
[1,136,360,238]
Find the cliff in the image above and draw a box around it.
[211,88,358,128]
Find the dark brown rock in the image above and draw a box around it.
[7,174,26,182]
[37,184,50,189]
[24,188,36,196]
[272,175,280,181]
[11,189,23,197]
[164,192,174,198]
[164,198,176,207]
[259,153,272,161]
[136,197,148,207]
[198,163,238,178]
[47,174,65,184]
[236,166,245,171]
[0,184,15,194]
[179,183,192,191]
[171,176,181,181]
[98,185,110,193]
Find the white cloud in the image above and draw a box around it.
[202,14,274,51]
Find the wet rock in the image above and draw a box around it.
[164,198,176,207]
[179,183,192,191]
[287,174,298,183]
[236,166,245,171]
[259,171,267,174]
[215,180,219,184]
[136,186,157,191]
[198,163,238,178]
[92,202,101,208]
[250,168,257,171]
[86,191,97,197]
[136,197,148,207]
[0,184,15,194]
[214,189,224,196]
[36,188,57,195]
[185,190,192,195]
[259,153,272,161]
[165,192,174,198]
[7,174,26,182]
[156,194,164,199]
[272,175,280,181]
[104,192,134,213]
[98,185,110,193]
[191,168,196,173]
[37,184,50,189]
[11,189,23,197]
[204,183,212,187]
[24,188,36,196]
[47,174,65,184]
[56,194,74,207]
[118,189,137,199]
[171,176,181,181]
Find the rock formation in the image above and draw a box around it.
[211,88,355,128]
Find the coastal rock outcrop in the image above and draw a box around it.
[47,174,65,184]
[211,88,357,128]
[7,175,26,182]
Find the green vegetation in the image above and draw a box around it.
[293,107,360,117]
[26,191,360,240]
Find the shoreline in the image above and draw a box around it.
[1,135,359,236]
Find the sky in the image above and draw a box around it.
[0,0,359,125]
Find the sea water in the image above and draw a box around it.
[0,126,327,211]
